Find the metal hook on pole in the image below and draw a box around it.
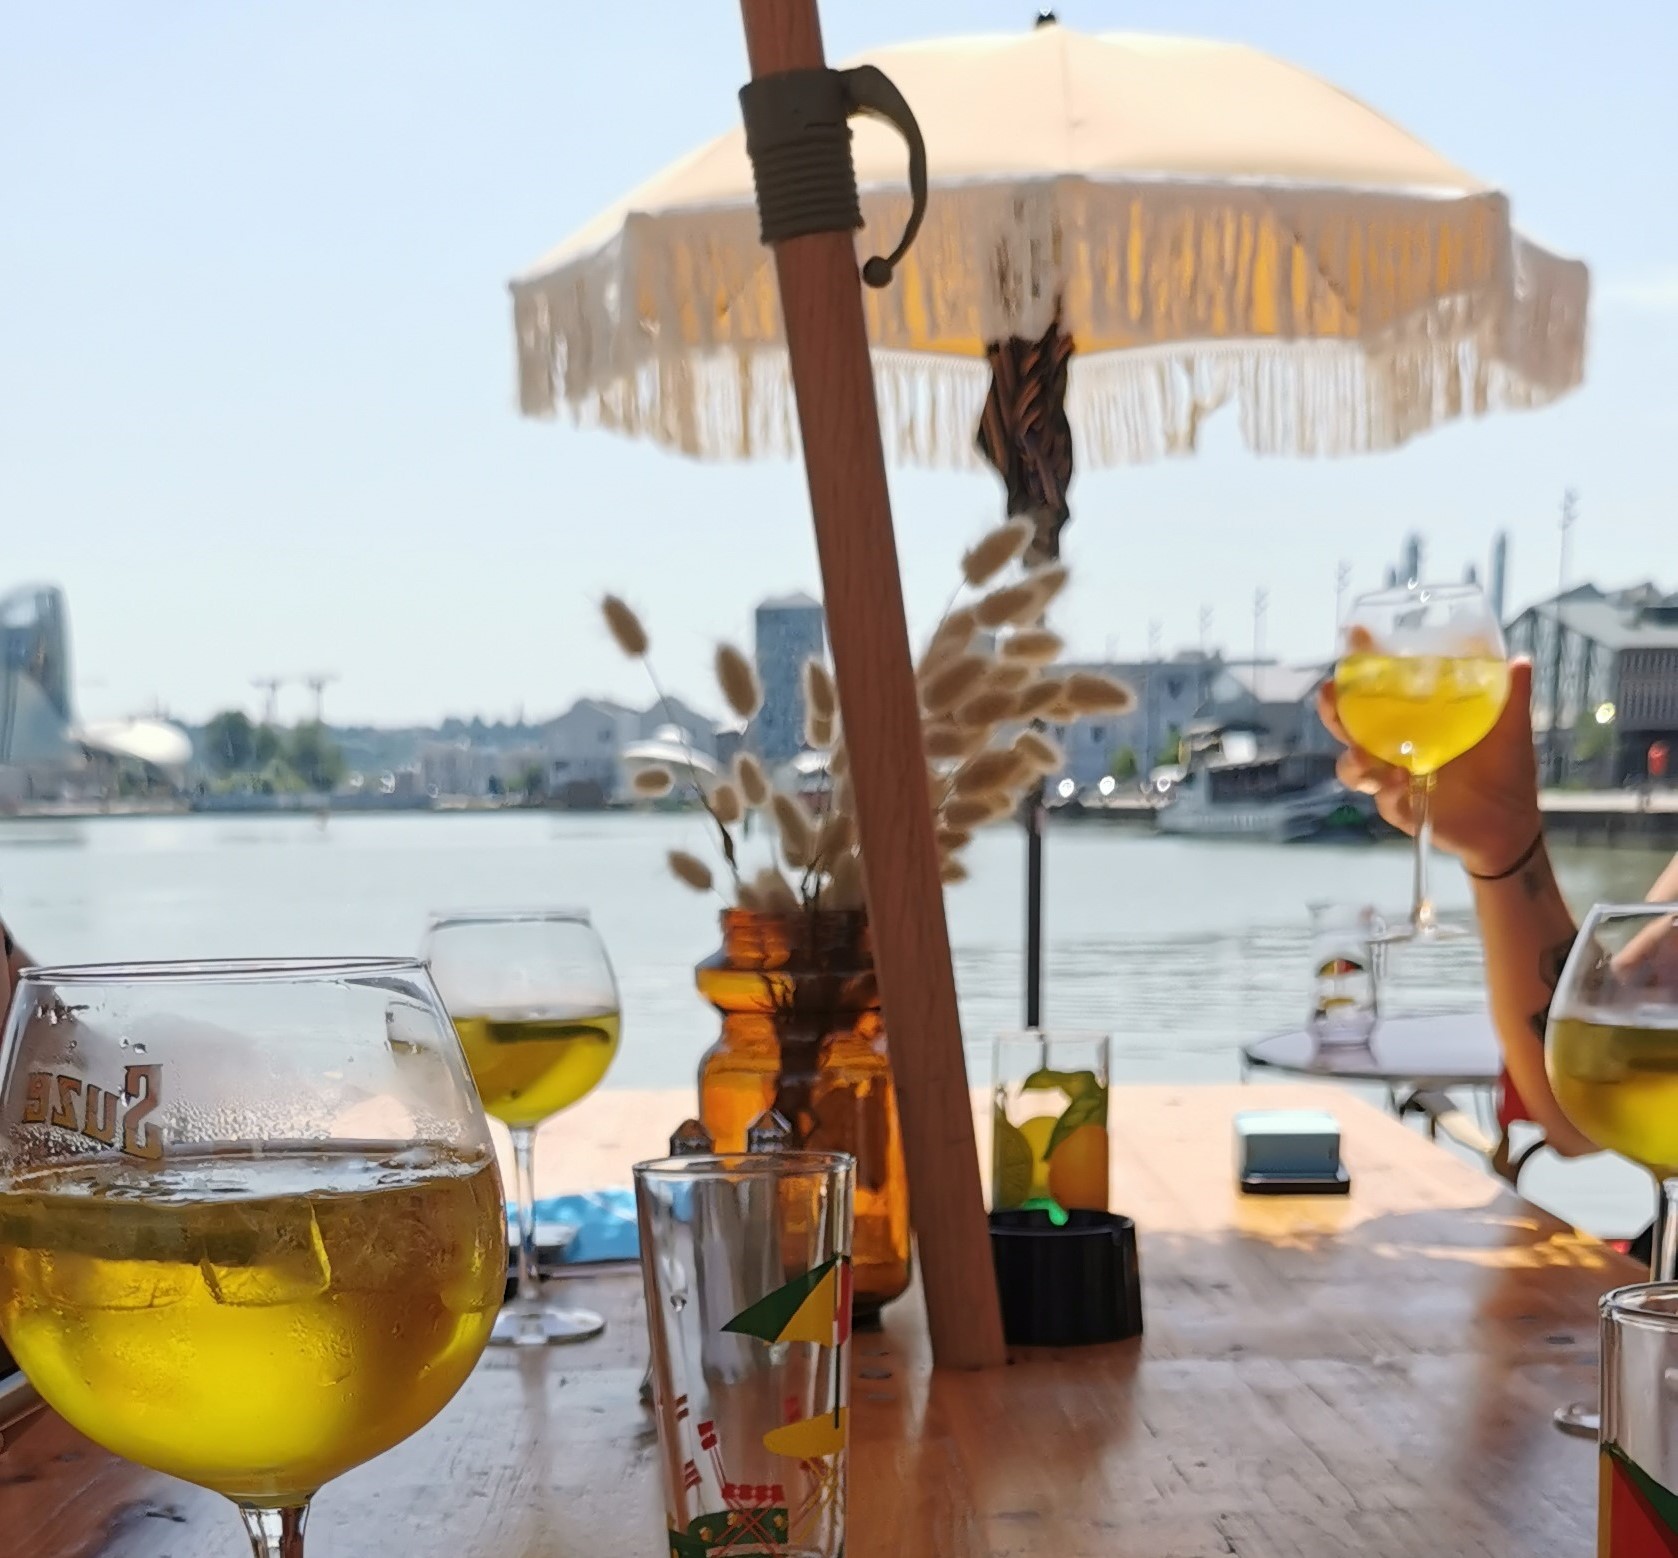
[739,63,928,288]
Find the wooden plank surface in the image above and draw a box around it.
[2,1085,1633,1556]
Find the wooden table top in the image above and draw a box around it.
[1,1084,1635,1557]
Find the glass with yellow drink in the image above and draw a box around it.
[422,909,621,1346]
[1334,581,1510,941]
[0,958,505,1558]
[1546,903,1678,1438]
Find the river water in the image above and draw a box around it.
[0,811,1666,1231]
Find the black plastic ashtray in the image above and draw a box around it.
[989,1208,1143,1348]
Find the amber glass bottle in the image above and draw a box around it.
[695,909,911,1318]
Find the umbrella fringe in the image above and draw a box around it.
[512,186,1587,469]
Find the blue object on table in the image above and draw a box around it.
[513,1190,640,1264]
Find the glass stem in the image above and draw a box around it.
[239,1504,309,1558]
[1651,1176,1678,1281]
[1410,772,1438,935]
[511,1125,543,1308]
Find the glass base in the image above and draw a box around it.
[1553,1400,1599,1438]
[1371,919,1470,946]
[491,1303,605,1348]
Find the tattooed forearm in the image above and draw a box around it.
[1540,933,1578,991]
[1528,932,1581,1045]
[1519,845,1555,902]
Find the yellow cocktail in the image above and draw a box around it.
[0,1142,503,1505]
[422,909,623,1346]
[1334,652,1510,776]
[1549,1014,1678,1177]
[1335,582,1509,941]
[452,1009,621,1127]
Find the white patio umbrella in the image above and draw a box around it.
[511,19,1589,1023]
[514,22,1586,474]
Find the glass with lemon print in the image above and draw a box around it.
[991,1033,1111,1217]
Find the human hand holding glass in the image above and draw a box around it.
[421,909,621,1347]
[1330,582,1513,940]
[0,958,505,1558]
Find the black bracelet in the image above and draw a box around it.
[1467,830,1546,883]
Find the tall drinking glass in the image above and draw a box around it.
[991,1031,1111,1214]
[0,959,505,1558]
[1600,1284,1678,1552]
[1334,581,1510,941]
[635,1150,854,1558]
[421,909,621,1347]
[1546,903,1678,1435]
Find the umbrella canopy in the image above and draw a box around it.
[513,24,1588,472]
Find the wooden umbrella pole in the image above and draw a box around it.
[735,0,1005,1370]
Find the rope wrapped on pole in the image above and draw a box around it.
[739,65,927,286]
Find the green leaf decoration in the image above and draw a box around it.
[1020,1067,1101,1099]
[722,1257,838,1342]
[1045,1083,1108,1160]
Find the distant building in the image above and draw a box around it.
[1197,661,1335,758]
[1400,533,1424,587]
[1047,655,1222,788]
[1489,532,1510,622]
[754,593,826,766]
[637,697,717,762]
[1,584,189,802]
[546,697,638,795]
[416,739,549,797]
[0,584,74,766]
[713,720,748,770]
[621,725,721,797]
[1506,583,1678,784]
[542,695,720,802]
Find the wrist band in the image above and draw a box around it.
[1467,830,1545,883]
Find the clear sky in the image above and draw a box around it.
[4,1,1674,727]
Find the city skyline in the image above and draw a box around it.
[14,522,1645,735]
[6,2,1675,726]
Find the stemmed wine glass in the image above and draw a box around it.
[1334,581,1510,942]
[1545,903,1678,1436]
[0,959,505,1558]
[421,909,621,1348]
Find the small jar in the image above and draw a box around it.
[1306,902,1383,1047]
[695,909,910,1319]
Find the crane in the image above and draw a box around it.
[303,672,340,726]
[250,676,286,726]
